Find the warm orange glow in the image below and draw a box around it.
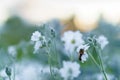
[1,0,120,27]
[74,17,98,32]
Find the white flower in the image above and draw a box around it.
[34,41,42,53]
[14,63,43,80]
[19,66,39,80]
[12,62,46,80]
[76,44,89,63]
[61,31,84,53]
[13,62,59,80]
[8,46,17,56]
[31,31,41,42]
[97,35,109,49]
[31,31,47,53]
[0,67,13,80]
[1,61,56,80]
[0,69,8,78]
[59,61,81,80]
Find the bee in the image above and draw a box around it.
[79,49,84,61]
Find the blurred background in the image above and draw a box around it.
[1,0,120,29]
[0,0,120,80]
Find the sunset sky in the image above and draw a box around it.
[0,0,120,28]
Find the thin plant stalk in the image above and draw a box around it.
[98,53,108,80]
[8,76,11,80]
[70,52,74,61]
[87,50,107,77]
[8,54,16,80]
[53,39,59,67]
[87,51,101,70]
[46,47,55,80]
[94,46,108,80]
[13,62,15,80]
[97,51,108,80]
[11,57,15,80]
[48,54,54,80]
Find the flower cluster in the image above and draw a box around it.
[62,31,109,63]
[0,61,59,80]
[96,35,109,49]
[30,29,110,80]
[31,31,46,53]
[61,31,90,62]
[76,44,89,63]
[59,61,81,80]
[61,31,84,54]
[87,35,109,49]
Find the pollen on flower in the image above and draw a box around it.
[71,39,75,44]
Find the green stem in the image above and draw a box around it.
[48,54,54,80]
[94,46,108,80]
[8,76,11,80]
[11,57,15,80]
[53,40,59,67]
[87,51,101,70]
[8,55,16,80]
[97,52,108,80]
[13,63,15,80]
[70,52,74,61]
[46,47,55,80]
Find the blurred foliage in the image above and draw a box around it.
[0,16,37,47]
[0,16,66,67]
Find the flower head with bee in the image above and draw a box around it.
[61,31,84,55]
[76,44,89,63]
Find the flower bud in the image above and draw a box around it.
[5,67,11,77]
[51,28,56,37]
